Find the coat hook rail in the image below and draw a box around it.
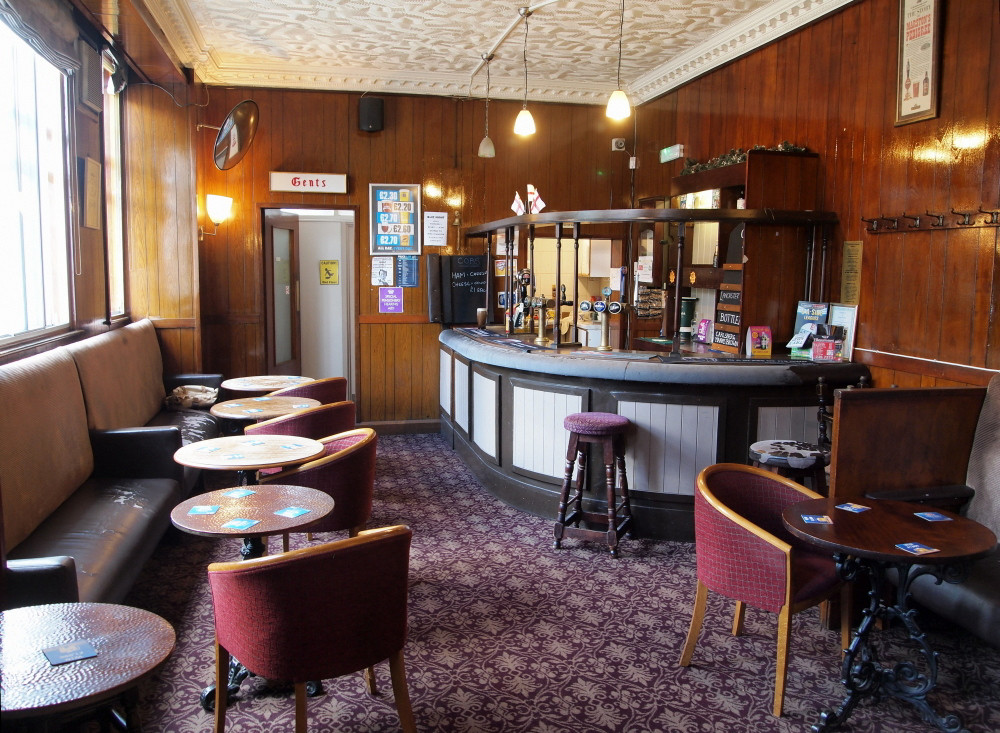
[863,206,1000,233]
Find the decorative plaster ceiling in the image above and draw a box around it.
[143,0,853,105]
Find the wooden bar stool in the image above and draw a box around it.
[553,412,633,557]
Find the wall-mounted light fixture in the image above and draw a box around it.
[478,53,496,157]
[605,0,631,120]
[513,8,536,136]
[200,194,233,239]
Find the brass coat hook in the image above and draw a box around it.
[881,216,899,230]
[861,216,880,232]
[900,212,921,228]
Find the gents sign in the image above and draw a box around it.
[269,172,347,193]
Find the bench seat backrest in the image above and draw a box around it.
[966,374,1000,536]
[0,349,94,549]
[66,319,166,430]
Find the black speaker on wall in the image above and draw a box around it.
[359,97,384,132]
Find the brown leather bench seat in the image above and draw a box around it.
[1,321,222,607]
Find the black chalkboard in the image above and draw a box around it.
[427,254,489,324]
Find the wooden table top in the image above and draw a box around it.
[0,603,175,718]
[210,395,320,420]
[171,484,335,539]
[783,498,998,564]
[221,375,314,392]
[173,435,325,471]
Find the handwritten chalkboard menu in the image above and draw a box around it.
[711,225,745,354]
[427,254,489,324]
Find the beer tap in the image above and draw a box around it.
[579,287,625,352]
[532,295,553,345]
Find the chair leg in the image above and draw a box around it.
[388,650,417,733]
[294,682,307,733]
[679,580,708,666]
[732,600,746,636]
[774,606,791,717]
[364,665,378,695]
[214,641,230,733]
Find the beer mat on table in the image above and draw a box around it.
[188,505,221,515]
[275,506,310,518]
[221,518,260,530]
[801,514,833,524]
[43,640,98,665]
[915,511,952,521]
[836,502,871,513]
[896,542,939,555]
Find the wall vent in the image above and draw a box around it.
[77,40,103,113]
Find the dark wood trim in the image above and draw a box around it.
[358,314,430,324]
[854,348,999,387]
[148,317,197,329]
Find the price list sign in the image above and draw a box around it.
[370,183,421,256]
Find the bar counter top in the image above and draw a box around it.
[439,326,870,541]
[440,327,869,387]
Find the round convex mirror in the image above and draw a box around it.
[213,100,259,170]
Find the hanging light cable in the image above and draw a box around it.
[606,0,631,120]
[478,54,496,157]
[513,8,536,135]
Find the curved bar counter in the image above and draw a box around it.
[439,328,869,541]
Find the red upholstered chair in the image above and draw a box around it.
[208,525,416,733]
[679,463,849,717]
[268,376,348,405]
[260,428,377,549]
[244,401,356,441]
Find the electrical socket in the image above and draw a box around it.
[611,138,626,151]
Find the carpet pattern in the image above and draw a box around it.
[127,433,1000,732]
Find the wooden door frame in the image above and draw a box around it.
[263,209,301,375]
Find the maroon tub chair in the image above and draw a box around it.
[207,525,416,732]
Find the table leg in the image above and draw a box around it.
[812,555,971,733]
[200,656,255,712]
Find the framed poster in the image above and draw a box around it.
[370,183,421,255]
[895,0,940,126]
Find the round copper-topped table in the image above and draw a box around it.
[174,434,325,476]
[171,484,334,710]
[1,603,175,729]
[171,483,335,549]
[210,395,320,422]
[220,375,314,393]
[783,498,996,733]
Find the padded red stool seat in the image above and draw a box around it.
[554,412,633,557]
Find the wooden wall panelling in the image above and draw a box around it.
[632,0,998,387]
[123,81,202,372]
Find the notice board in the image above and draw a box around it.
[711,225,745,354]
[427,254,489,324]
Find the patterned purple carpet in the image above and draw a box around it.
[127,433,1000,732]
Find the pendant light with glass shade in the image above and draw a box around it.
[606,0,631,120]
[478,53,496,157]
[513,8,536,136]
